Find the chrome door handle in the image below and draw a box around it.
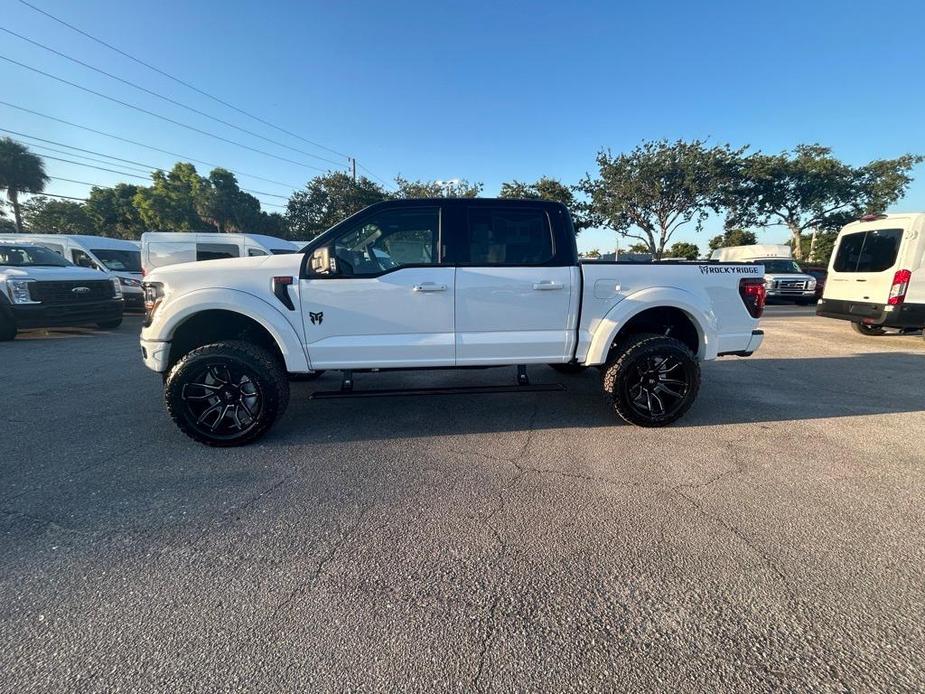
[412,282,447,292]
[533,281,564,290]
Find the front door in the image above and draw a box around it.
[454,205,577,365]
[300,206,455,370]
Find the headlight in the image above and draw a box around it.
[764,278,774,288]
[111,277,123,299]
[6,279,39,304]
[119,276,142,288]
[143,282,165,325]
[807,279,817,289]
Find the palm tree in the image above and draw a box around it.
[0,138,49,233]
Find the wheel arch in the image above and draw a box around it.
[584,288,717,366]
[154,289,309,373]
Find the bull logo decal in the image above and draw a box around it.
[309,311,324,325]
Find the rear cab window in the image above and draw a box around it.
[463,207,554,265]
[832,228,903,273]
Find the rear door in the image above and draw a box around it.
[826,227,905,302]
[300,205,455,369]
[453,205,577,365]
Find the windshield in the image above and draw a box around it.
[0,245,72,267]
[760,259,802,274]
[91,249,142,272]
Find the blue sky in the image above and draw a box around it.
[3,0,925,252]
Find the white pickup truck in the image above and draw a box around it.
[140,199,766,446]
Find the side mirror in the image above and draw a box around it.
[310,246,337,275]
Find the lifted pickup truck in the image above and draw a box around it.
[140,199,766,446]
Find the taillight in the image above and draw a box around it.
[739,277,766,319]
[888,269,911,305]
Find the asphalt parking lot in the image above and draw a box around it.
[2,306,924,692]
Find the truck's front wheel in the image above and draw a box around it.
[165,341,290,447]
[602,334,700,427]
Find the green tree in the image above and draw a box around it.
[0,138,49,233]
[133,162,205,232]
[394,176,482,198]
[790,230,838,266]
[86,184,145,238]
[726,145,922,261]
[286,171,389,240]
[667,241,700,259]
[583,248,601,258]
[0,207,16,232]
[196,168,263,233]
[581,139,743,259]
[624,242,651,254]
[708,227,758,251]
[22,197,93,233]
[498,176,591,232]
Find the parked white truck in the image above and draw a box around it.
[140,199,766,446]
[711,244,817,304]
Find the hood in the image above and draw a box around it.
[145,253,304,293]
[0,265,112,282]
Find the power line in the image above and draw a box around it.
[28,191,88,202]
[357,161,393,189]
[0,103,302,189]
[17,0,351,160]
[0,54,341,173]
[28,143,153,176]
[0,26,349,168]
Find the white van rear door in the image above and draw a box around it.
[826,227,906,302]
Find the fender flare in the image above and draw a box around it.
[150,288,310,372]
[584,287,718,365]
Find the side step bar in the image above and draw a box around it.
[310,383,565,400]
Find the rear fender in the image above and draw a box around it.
[584,287,716,365]
[148,288,310,372]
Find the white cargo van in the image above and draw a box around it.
[711,244,817,304]
[817,213,925,335]
[141,232,298,273]
[0,233,144,310]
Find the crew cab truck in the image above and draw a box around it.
[817,212,925,336]
[1,242,124,340]
[140,199,766,446]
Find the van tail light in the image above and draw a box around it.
[888,269,911,305]
[739,277,766,319]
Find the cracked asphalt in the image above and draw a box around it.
[2,307,925,692]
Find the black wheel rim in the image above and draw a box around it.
[624,354,692,420]
[180,363,263,440]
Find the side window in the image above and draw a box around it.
[247,248,268,257]
[464,208,553,265]
[333,207,439,277]
[833,229,903,272]
[196,243,240,261]
[72,249,97,268]
[39,243,65,256]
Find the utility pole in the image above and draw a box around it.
[350,157,356,182]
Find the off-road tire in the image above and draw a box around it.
[165,340,289,447]
[549,363,587,375]
[851,322,886,336]
[96,318,123,330]
[602,333,701,427]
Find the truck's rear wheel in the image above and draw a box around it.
[602,334,700,427]
[851,322,886,336]
[165,340,289,447]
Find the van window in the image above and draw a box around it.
[196,243,240,261]
[92,249,142,272]
[464,208,553,265]
[833,228,903,273]
[247,248,268,257]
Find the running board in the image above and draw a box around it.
[310,383,565,400]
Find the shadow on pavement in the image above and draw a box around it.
[272,351,925,443]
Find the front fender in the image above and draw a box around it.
[143,288,310,372]
[584,286,717,365]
